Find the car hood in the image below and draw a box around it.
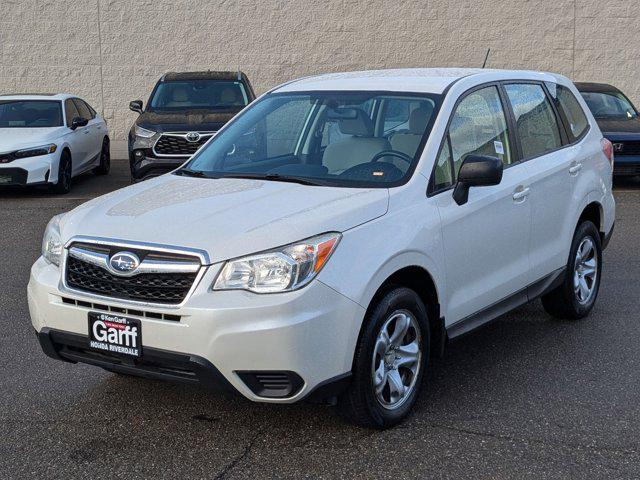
[136,110,241,133]
[0,127,66,152]
[60,175,389,263]
[596,116,640,136]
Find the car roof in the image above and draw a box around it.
[274,68,562,95]
[161,71,247,82]
[0,93,75,101]
[574,82,622,94]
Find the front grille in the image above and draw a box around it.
[614,164,640,175]
[615,141,640,156]
[153,133,213,157]
[65,244,201,304]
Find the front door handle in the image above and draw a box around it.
[512,186,530,202]
[569,163,583,175]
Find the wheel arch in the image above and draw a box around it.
[356,263,445,364]
[576,196,604,241]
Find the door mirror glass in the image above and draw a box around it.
[453,155,503,205]
[70,116,89,130]
[129,100,143,114]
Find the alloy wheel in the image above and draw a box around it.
[371,309,422,410]
[574,237,598,304]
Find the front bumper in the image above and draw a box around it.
[0,152,58,185]
[129,148,186,181]
[28,257,364,403]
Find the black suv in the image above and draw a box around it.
[128,71,255,181]
[576,82,640,177]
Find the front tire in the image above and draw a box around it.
[338,287,429,429]
[93,138,110,175]
[51,151,72,194]
[541,221,602,319]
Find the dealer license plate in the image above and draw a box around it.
[88,312,142,358]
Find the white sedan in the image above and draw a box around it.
[0,93,110,193]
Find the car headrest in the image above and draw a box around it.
[409,104,434,134]
[220,87,237,104]
[171,88,189,102]
[338,109,374,136]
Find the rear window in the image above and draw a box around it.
[550,85,589,140]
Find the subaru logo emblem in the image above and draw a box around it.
[185,132,201,143]
[613,143,624,153]
[109,252,140,275]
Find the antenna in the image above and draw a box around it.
[482,48,491,68]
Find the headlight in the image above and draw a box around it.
[213,232,341,293]
[42,214,64,267]
[134,125,156,138]
[14,144,57,160]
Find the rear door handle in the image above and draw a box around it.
[512,186,530,202]
[569,163,583,175]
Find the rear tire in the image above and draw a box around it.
[51,151,72,194]
[93,138,110,175]
[541,221,602,319]
[337,287,429,429]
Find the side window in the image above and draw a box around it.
[433,138,454,191]
[262,98,309,158]
[448,86,512,179]
[72,98,92,120]
[555,86,589,140]
[504,84,562,159]
[83,100,97,119]
[64,98,80,126]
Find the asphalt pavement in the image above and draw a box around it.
[1,161,639,479]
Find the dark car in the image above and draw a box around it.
[128,71,255,181]
[576,82,640,176]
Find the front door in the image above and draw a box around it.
[432,85,532,325]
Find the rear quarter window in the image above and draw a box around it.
[555,85,589,141]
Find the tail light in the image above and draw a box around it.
[601,138,614,167]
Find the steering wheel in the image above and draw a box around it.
[370,150,413,165]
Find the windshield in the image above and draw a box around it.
[581,91,637,118]
[148,80,248,111]
[0,100,63,128]
[181,91,440,187]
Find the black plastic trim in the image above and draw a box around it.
[37,328,237,393]
[603,222,615,250]
[300,372,352,404]
[447,267,566,340]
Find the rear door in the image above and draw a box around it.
[502,82,579,281]
[73,98,102,166]
[433,85,532,326]
[64,98,90,174]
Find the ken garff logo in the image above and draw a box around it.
[185,132,201,143]
[109,251,140,275]
[613,143,624,153]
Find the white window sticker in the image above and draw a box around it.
[494,140,505,155]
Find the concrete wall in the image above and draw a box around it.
[1,0,638,149]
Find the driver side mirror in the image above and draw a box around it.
[129,100,143,114]
[452,155,503,206]
[70,116,89,131]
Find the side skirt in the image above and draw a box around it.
[446,267,565,341]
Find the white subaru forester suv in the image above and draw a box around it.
[29,69,615,428]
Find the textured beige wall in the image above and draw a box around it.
[0,0,638,144]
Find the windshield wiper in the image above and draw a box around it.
[220,173,327,186]
[175,168,210,178]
